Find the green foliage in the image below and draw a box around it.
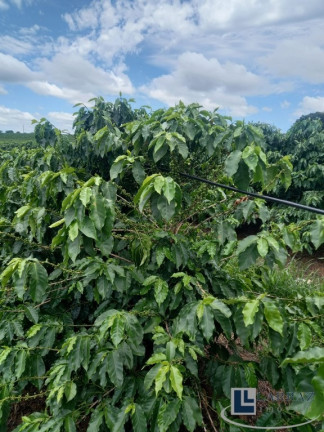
[0,98,323,431]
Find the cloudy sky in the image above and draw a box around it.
[0,0,324,132]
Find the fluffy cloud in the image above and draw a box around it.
[0,53,35,82]
[0,106,74,133]
[294,96,324,117]
[38,53,133,97]
[195,0,324,31]
[142,52,273,116]
[260,38,324,84]
[0,105,35,132]
[0,51,133,104]
[1,0,324,128]
[47,111,74,132]
[0,36,34,55]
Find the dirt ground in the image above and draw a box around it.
[291,245,324,278]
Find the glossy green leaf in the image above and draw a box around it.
[132,404,147,432]
[281,347,324,366]
[224,150,242,177]
[297,322,312,351]
[170,365,183,399]
[242,299,260,326]
[28,261,48,302]
[107,350,123,387]
[263,300,283,335]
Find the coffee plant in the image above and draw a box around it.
[0,98,323,431]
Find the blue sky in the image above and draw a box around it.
[0,0,324,132]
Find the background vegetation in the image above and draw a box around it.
[0,99,323,432]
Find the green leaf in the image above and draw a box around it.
[110,160,125,180]
[107,350,123,387]
[182,396,203,432]
[305,365,324,419]
[90,195,106,230]
[157,399,181,432]
[87,408,104,432]
[79,217,97,240]
[257,237,268,258]
[166,341,176,361]
[157,195,176,221]
[310,219,324,249]
[154,279,168,306]
[236,235,258,254]
[297,322,312,351]
[147,352,167,365]
[242,145,258,171]
[79,187,92,207]
[111,315,125,347]
[210,299,231,317]
[134,174,158,204]
[281,347,324,366]
[263,300,283,335]
[68,235,81,262]
[170,365,183,399]
[155,364,169,395]
[28,261,48,302]
[132,160,146,184]
[132,404,147,432]
[24,305,39,323]
[154,176,165,194]
[64,381,77,402]
[15,205,31,218]
[163,177,176,204]
[224,150,242,177]
[238,243,259,269]
[199,306,214,340]
[64,417,76,432]
[49,218,65,228]
[15,349,27,379]
[144,364,162,390]
[69,221,79,241]
[242,299,260,326]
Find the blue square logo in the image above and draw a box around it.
[231,388,256,415]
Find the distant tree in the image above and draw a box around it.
[5,130,14,134]
[249,122,284,152]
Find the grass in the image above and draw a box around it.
[260,258,324,299]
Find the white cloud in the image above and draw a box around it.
[142,52,272,116]
[63,2,101,31]
[262,107,272,112]
[195,0,324,31]
[47,111,74,132]
[0,0,8,10]
[0,105,35,132]
[294,96,324,117]
[0,36,34,55]
[0,52,35,82]
[281,100,291,109]
[260,38,324,84]
[0,51,133,104]
[0,85,7,94]
[10,0,34,8]
[19,24,41,35]
[35,53,134,102]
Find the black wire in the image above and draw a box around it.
[177,172,324,216]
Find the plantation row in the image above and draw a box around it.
[0,98,323,431]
